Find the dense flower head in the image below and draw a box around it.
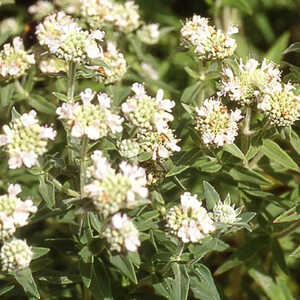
[39,55,68,74]
[122,83,175,133]
[213,197,242,224]
[84,150,148,216]
[80,0,140,33]
[0,239,33,273]
[87,42,127,84]
[28,0,55,20]
[56,89,123,139]
[181,15,238,60]
[36,12,104,64]
[103,213,140,252]
[0,110,56,169]
[219,58,281,106]
[0,37,35,80]
[166,192,215,243]
[136,128,180,160]
[257,83,300,126]
[0,184,37,240]
[118,139,140,158]
[195,98,243,147]
[137,24,160,45]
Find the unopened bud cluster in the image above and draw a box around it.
[219,58,281,106]
[181,15,238,60]
[103,213,140,252]
[121,83,180,160]
[84,150,148,217]
[0,110,56,169]
[36,12,104,64]
[195,98,243,147]
[118,139,140,158]
[137,24,160,45]
[166,192,215,243]
[54,0,81,15]
[213,197,242,224]
[0,184,37,240]
[257,83,300,126]
[81,0,140,33]
[57,89,123,139]
[0,37,35,80]
[0,239,33,273]
[88,42,127,84]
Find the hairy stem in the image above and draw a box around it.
[67,62,76,101]
[80,135,89,198]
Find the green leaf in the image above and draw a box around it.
[273,206,300,223]
[203,181,220,210]
[28,94,56,115]
[290,245,300,258]
[190,264,220,300]
[265,32,290,63]
[170,263,190,300]
[137,152,152,162]
[166,165,189,177]
[283,42,300,55]
[90,259,112,300]
[15,268,40,299]
[229,167,270,185]
[109,254,137,284]
[272,239,288,274]
[0,284,15,296]
[11,106,21,121]
[289,130,300,155]
[181,103,194,114]
[221,0,252,15]
[0,82,15,107]
[52,92,69,102]
[39,178,55,209]
[32,247,50,260]
[248,269,286,300]
[262,139,299,172]
[223,144,246,162]
[180,83,200,103]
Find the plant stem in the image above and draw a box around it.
[47,173,80,198]
[241,107,255,154]
[248,149,264,170]
[67,62,76,102]
[80,135,88,198]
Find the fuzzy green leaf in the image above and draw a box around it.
[203,181,220,210]
[15,268,40,299]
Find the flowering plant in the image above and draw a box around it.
[0,0,299,299]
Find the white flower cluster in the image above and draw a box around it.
[181,15,238,60]
[136,128,181,161]
[36,12,104,64]
[84,150,148,216]
[39,56,68,74]
[257,83,300,126]
[54,0,81,15]
[213,197,241,224]
[81,0,140,33]
[103,213,140,252]
[137,24,160,45]
[0,110,56,169]
[57,89,123,139]
[0,184,37,240]
[121,83,180,160]
[122,83,175,133]
[88,42,127,84]
[166,192,215,243]
[0,18,20,36]
[28,0,55,20]
[195,98,243,147]
[0,37,35,80]
[219,58,281,106]
[0,239,33,273]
